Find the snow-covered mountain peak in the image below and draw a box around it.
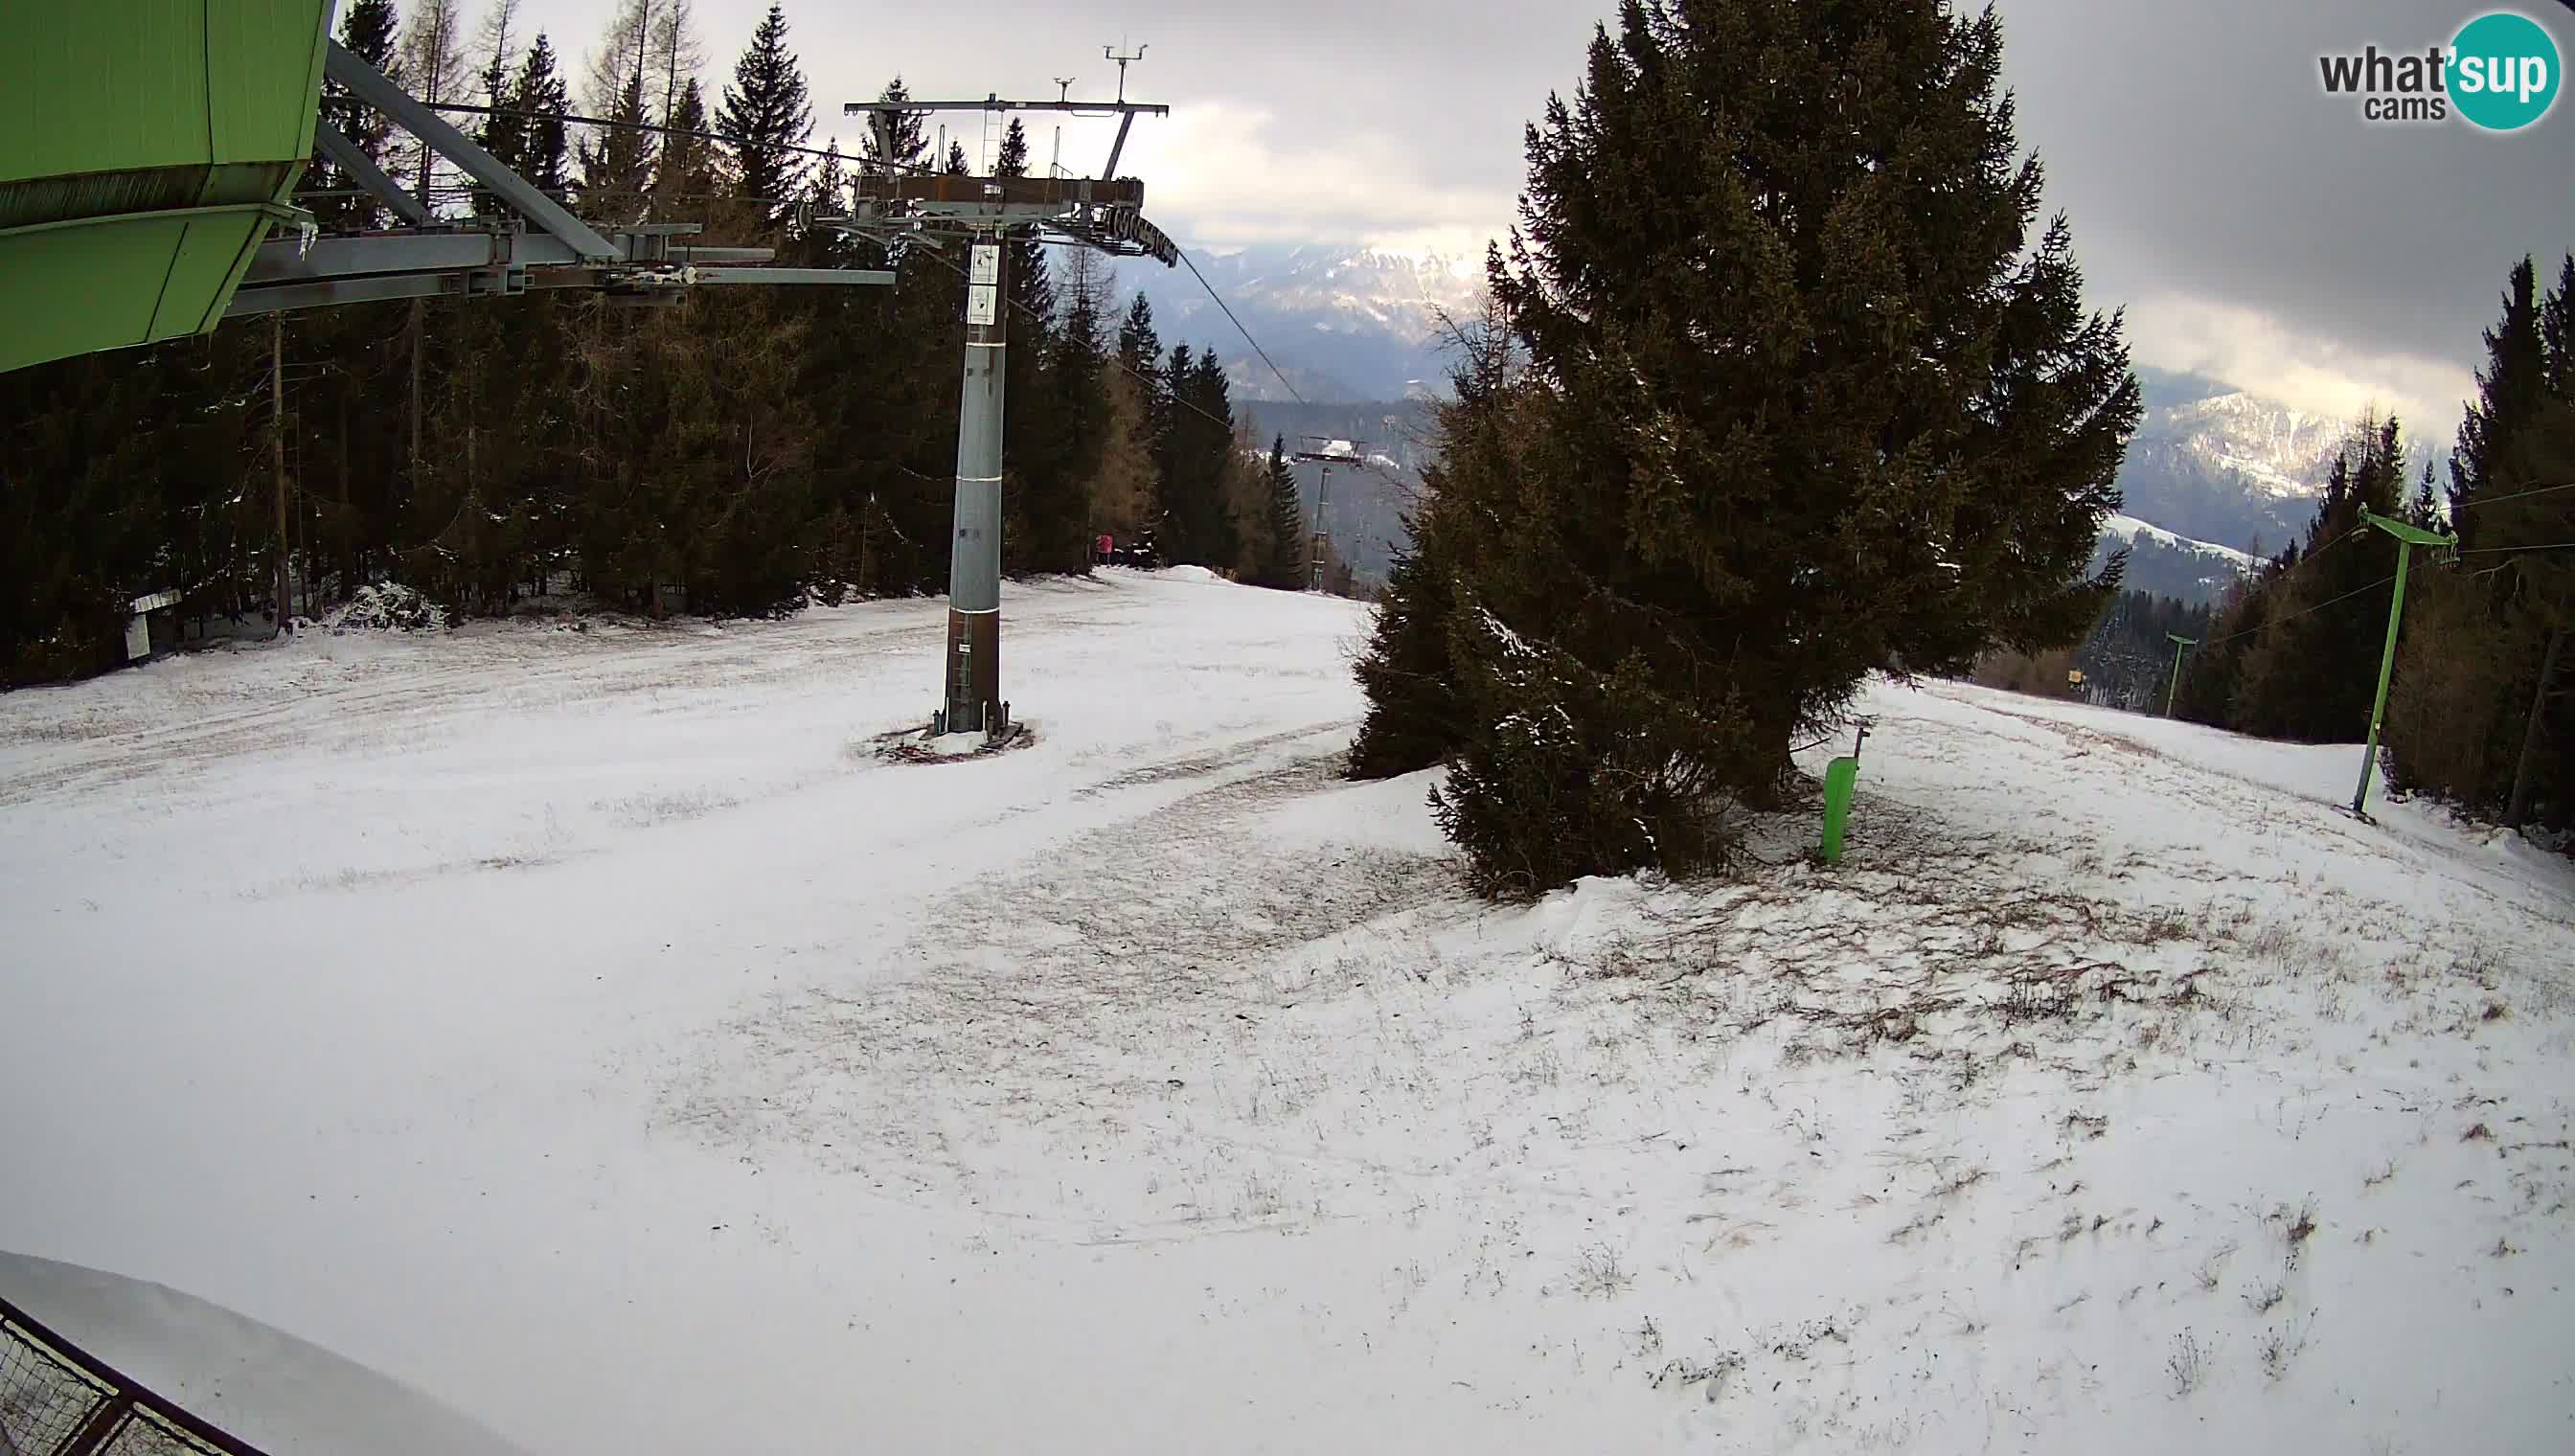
[2154,391,2342,500]
[1113,240,1490,399]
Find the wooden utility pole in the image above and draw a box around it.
[272,313,292,636]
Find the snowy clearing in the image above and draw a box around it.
[4,569,2572,1454]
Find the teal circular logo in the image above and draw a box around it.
[2450,11,2561,131]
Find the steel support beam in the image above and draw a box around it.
[312,122,434,228]
[325,39,619,262]
[232,258,891,316]
[851,174,1143,210]
[246,229,519,283]
[691,267,898,286]
[242,230,817,280]
[844,99,1169,118]
[1104,112,1137,179]
[228,272,486,316]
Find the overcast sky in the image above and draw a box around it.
[504,0,2575,430]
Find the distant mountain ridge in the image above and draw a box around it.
[1114,242,1482,402]
[1123,255,2403,605]
[2111,368,2450,557]
[2093,512,2260,605]
[2102,512,2259,569]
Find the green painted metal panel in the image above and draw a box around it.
[154,210,281,339]
[0,223,170,369]
[0,1,334,375]
[206,0,336,170]
[0,4,208,189]
[1819,756,1860,864]
[0,203,295,374]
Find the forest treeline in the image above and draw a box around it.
[1969,252,2574,831]
[2161,254,2575,830]
[0,0,1321,684]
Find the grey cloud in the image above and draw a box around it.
[2001,0,2574,388]
[515,0,2573,411]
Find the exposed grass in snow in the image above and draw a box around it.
[2,571,2571,1454]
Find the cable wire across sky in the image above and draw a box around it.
[418,101,1315,418]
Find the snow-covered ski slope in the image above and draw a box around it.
[3,569,2570,1454]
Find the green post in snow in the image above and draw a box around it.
[2164,633,2197,717]
[2351,507,2455,818]
[1817,723,1871,864]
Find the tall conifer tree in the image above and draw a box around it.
[1356,0,2138,894]
[716,2,812,231]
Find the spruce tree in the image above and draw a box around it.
[654,79,716,204]
[797,139,849,262]
[1359,0,2137,893]
[2231,418,2408,741]
[513,34,573,201]
[1081,283,1158,545]
[717,2,813,232]
[1262,437,1309,588]
[2410,459,2443,531]
[2495,396,2575,826]
[1153,346,1240,566]
[993,122,1057,326]
[2388,253,2575,822]
[987,119,1085,572]
[310,0,400,232]
[2543,254,2575,397]
[1190,351,1242,569]
[810,138,846,203]
[471,83,522,213]
[1154,343,1196,556]
[1118,295,1169,550]
[1347,305,1509,779]
[2175,575,2272,728]
[1222,422,1275,580]
[577,69,656,224]
[1116,294,1162,381]
[2452,258,2549,548]
[1036,248,1112,573]
[861,78,930,174]
[469,2,527,216]
[2070,589,2216,712]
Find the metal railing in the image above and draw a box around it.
[0,1293,269,1456]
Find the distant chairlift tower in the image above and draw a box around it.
[1291,437,1368,591]
[842,62,1178,739]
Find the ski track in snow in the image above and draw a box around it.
[3,569,2573,1454]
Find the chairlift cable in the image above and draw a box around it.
[1176,248,1306,405]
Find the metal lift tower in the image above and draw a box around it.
[1290,437,1369,591]
[844,61,1179,740]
